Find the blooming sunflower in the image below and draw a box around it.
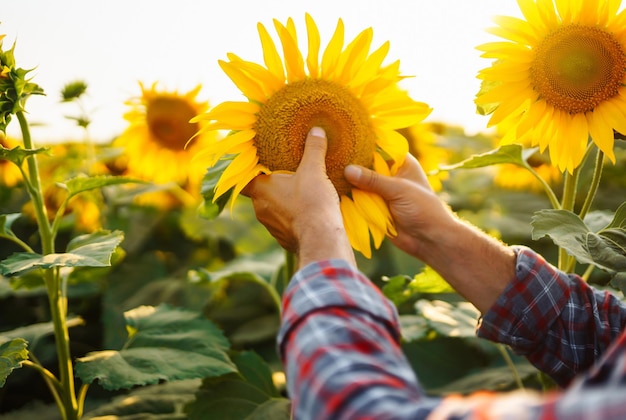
[193,15,431,258]
[114,82,216,198]
[475,0,626,173]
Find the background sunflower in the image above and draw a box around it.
[114,82,218,206]
[475,0,626,173]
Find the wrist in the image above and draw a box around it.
[296,218,356,268]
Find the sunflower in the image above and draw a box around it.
[193,15,431,258]
[475,0,626,173]
[114,82,217,201]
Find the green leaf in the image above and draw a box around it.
[532,210,626,272]
[475,78,501,116]
[0,318,84,350]
[0,230,124,276]
[59,175,146,199]
[199,158,234,220]
[186,351,290,420]
[415,300,480,338]
[0,338,29,387]
[607,202,626,229]
[0,213,21,237]
[75,304,237,390]
[0,144,49,166]
[439,144,536,171]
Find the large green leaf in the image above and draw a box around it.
[75,304,237,390]
[0,230,124,276]
[439,144,536,171]
[0,338,28,387]
[532,209,626,272]
[59,174,146,199]
[186,351,290,420]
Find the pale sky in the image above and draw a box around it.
[2,0,523,143]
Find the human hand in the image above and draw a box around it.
[243,127,355,268]
[344,153,456,261]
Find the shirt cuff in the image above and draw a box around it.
[476,246,573,353]
[277,259,401,355]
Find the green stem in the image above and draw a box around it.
[581,264,595,282]
[23,360,65,409]
[17,111,78,420]
[577,148,604,222]
[523,162,561,210]
[558,166,581,271]
[496,344,524,390]
[17,111,54,255]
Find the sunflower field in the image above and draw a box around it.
[2,2,626,419]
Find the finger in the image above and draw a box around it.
[395,154,431,187]
[298,126,328,172]
[344,164,399,200]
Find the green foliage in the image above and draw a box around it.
[0,338,28,387]
[532,204,626,273]
[439,144,535,171]
[186,351,290,420]
[0,144,49,167]
[199,158,234,220]
[59,175,146,199]
[75,304,237,391]
[0,230,124,276]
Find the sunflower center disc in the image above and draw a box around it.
[530,24,626,114]
[146,97,199,150]
[254,79,376,196]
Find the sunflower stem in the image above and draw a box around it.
[496,344,524,390]
[522,162,561,210]
[577,147,604,222]
[558,165,581,271]
[17,110,79,420]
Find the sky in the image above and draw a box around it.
[2,0,524,143]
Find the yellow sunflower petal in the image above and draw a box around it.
[349,41,390,92]
[321,18,345,78]
[219,60,266,103]
[375,128,409,171]
[334,27,373,83]
[226,53,284,94]
[305,13,321,77]
[274,19,306,82]
[196,101,259,127]
[214,145,259,200]
[586,107,616,163]
[257,22,285,82]
[340,195,372,258]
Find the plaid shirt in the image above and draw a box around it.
[277,246,626,419]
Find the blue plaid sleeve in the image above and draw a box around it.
[477,246,626,386]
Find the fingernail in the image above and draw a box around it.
[345,165,361,181]
[309,126,326,138]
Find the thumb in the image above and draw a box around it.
[298,126,328,172]
[345,164,400,200]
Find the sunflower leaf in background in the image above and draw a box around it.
[185,350,290,420]
[0,338,28,388]
[199,158,233,220]
[58,174,147,199]
[75,304,237,391]
[532,208,626,273]
[0,144,49,166]
[0,230,124,276]
[0,213,20,238]
[439,144,536,171]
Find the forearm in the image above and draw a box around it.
[416,217,516,314]
[296,218,356,269]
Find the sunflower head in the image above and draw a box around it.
[194,14,431,257]
[114,82,218,206]
[476,0,626,173]
[0,34,44,132]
